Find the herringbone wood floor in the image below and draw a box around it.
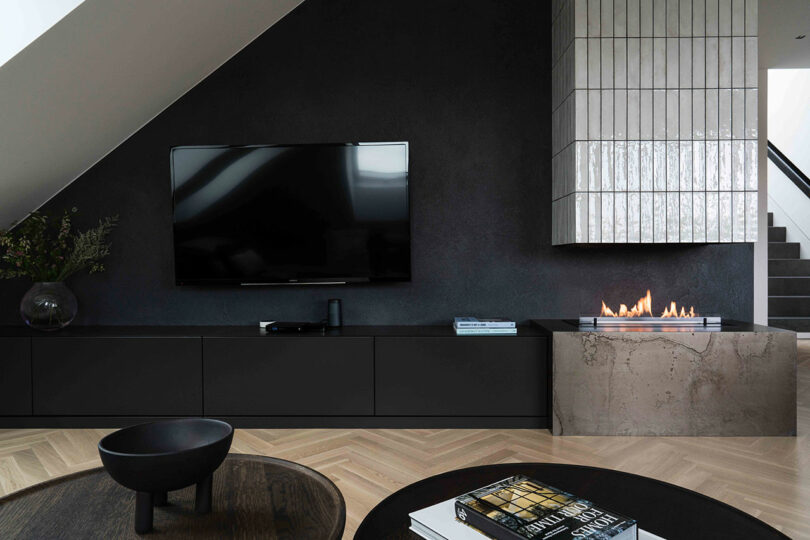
[0,341,807,539]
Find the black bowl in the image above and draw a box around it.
[98,418,233,493]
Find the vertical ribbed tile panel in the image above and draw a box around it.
[654,192,667,242]
[551,0,757,244]
[694,191,707,242]
[640,191,654,241]
[615,191,628,242]
[628,191,641,241]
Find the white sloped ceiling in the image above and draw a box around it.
[0,0,302,227]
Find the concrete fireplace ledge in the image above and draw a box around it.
[532,321,797,436]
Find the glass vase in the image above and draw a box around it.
[20,282,78,331]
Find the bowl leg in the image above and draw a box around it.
[135,491,154,534]
[154,491,168,507]
[195,474,213,514]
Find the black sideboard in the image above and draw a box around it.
[0,326,549,429]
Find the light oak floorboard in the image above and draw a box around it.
[0,340,807,539]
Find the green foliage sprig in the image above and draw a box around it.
[0,208,118,282]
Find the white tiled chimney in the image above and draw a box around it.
[551,0,758,244]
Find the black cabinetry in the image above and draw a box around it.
[32,337,201,416]
[375,337,546,416]
[0,338,32,415]
[203,337,373,416]
[0,326,549,428]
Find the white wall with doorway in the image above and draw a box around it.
[758,0,810,329]
[768,70,810,259]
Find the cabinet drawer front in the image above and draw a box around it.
[375,337,547,416]
[0,338,32,416]
[32,338,201,416]
[203,337,373,416]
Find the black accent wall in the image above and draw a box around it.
[0,0,753,325]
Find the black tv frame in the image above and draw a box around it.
[169,141,411,286]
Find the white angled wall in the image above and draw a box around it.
[551,0,758,244]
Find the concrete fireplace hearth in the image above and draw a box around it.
[532,320,796,436]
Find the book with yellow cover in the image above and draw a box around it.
[454,475,637,540]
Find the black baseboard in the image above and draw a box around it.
[0,416,550,429]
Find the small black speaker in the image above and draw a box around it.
[327,299,342,327]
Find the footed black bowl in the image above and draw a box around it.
[98,418,233,533]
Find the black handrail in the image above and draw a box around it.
[768,140,810,199]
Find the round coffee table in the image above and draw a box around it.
[355,463,788,539]
[0,454,345,539]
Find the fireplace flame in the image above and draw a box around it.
[660,301,697,318]
[600,290,698,318]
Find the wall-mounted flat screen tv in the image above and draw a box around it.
[171,142,410,285]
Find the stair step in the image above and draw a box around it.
[768,212,773,226]
[768,226,787,242]
[769,242,800,259]
[769,277,810,295]
[769,259,810,276]
[768,296,810,317]
[768,318,810,332]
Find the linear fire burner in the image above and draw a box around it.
[579,316,722,327]
[582,290,721,328]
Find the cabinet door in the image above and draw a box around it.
[203,337,374,416]
[32,338,201,416]
[375,337,547,416]
[0,338,32,415]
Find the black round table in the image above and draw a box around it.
[355,463,788,540]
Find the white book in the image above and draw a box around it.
[410,498,488,540]
[454,317,516,328]
[410,498,666,540]
[455,328,517,335]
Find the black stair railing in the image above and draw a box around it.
[768,140,810,199]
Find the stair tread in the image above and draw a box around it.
[769,276,810,294]
[767,317,810,331]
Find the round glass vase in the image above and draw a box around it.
[20,282,78,331]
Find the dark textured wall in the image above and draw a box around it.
[0,0,753,325]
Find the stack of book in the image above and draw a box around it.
[410,475,650,540]
[454,317,516,335]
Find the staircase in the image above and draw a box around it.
[768,212,810,332]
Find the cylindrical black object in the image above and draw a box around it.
[327,299,342,327]
[135,491,154,534]
[195,474,213,514]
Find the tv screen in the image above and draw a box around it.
[171,142,410,285]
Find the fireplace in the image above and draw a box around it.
[532,312,797,436]
[578,290,721,328]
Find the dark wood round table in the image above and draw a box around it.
[0,454,345,539]
[355,463,788,540]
